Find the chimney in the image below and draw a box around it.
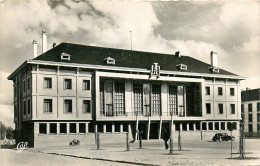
[53,42,57,48]
[42,30,47,53]
[210,51,217,67]
[32,40,37,58]
[175,51,181,57]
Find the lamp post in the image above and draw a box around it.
[169,110,174,155]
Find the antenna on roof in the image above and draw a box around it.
[130,30,132,50]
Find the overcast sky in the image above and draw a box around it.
[0,0,259,127]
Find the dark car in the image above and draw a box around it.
[212,133,235,141]
[221,133,235,141]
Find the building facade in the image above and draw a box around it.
[8,32,244,147]
[241,88,260,136]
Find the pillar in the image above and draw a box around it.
[120,124,123,133]
[57,123,60,135]
[225,122,227,130]
[219,122,221,131]
[76,123,79,134]
[86,123,89,133]
[147,119,151,140]
[95,124,98,133]
[213,122,215,131]
[112,123,115,133]
[159,118,162,139]
[67,123,70,134]
[193,123,196,132]
[47,123,50,135]
[180,123,183,131]
[103,124,106,133]
[187,123,189,131]
[206,122,209,132]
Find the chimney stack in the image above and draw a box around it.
[210,51,217,67]
[32,40,37,58]
[42,30,47,53]
[53,42,57,48]
[175,51,181,58]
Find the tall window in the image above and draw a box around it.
[151,84,161,115]
[230,104,235,114]
[83,80,90,90]
[205,86,210,95]
[27,99,31,114]
[44,99,52,113]
[114,82,125,115]
[64,79,72,89]
[100,82,105,115]
[257,113,260,122]
[257,103,260,112]
[83,100,90,113]
[206,103,211,114]
[27,78,30,91]
[133,83,143,115]
[23,101,26,115]
[248,104,252,112]
[44,77,52,89]
[218,87,223,96]
[169,85,177,115]
[248,124,253,132]
[218,103,223,114]
[230,88,235,96]
[249,114,253,122]
[64,100,72,113]
[23,80,26,92]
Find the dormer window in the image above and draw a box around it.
[61,53,71,61]
[104,57,115,65]
[176,64,187,71]
[209,66,219,73]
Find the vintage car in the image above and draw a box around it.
[212,133,235,141]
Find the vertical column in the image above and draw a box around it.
[172,123,176,132]
[57,123,60,135]
[112,123,115,133]
[213,122,215,131]
[120,124,123,133]
[159,118,162,139]
[86,123,89,133]
[193,123,196,132]
[147,118,151,140]
[180,123,183,131]
[67,123,70,134]
[187,123,189,131]
[128,124,133,140]
[76,123,79,134]
[47,123,50,135]
[103,124,106,133]
[95,124,98,133]
[225,122,227,130]
[219,122,221,131]
[206,122,209,132]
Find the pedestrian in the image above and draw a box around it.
[163,129,170,149]
[139,130,143,148]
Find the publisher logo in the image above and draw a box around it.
[17,142,28,153]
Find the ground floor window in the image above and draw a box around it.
[215,122,219,130]
[69,123,76,133]
[79,123,86,133]
[60,123,67,134]
[50,123,57,134]
[248,124,253,132]
[202,123,206,130]
[39,123,47,134]
[221,122,225,130]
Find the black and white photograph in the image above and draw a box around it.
[0,0,259,165]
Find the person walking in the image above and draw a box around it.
[163,129,170,149]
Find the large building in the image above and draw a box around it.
[241,88,260,136]
[8,31,245,147]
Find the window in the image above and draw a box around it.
[39,123,47,134]
[100,82,105,115]
[249,114,253,122]
[151,84,161,116]
[205,87,210,95]
[23,80,26,92]
[79,123,86,133]
[248,104,252,112]
[64,100,72,113]
[83,80,90,90]
[69,123,76,133]
[27,78,30,91]
[257,103,260,111]
[218,87,223,96]
[258,124,260,133]
[50,123,57,134]
[177,64,187,71]
[44,99,52,113]
[241,104,244,113]
[44,77,52,89]
[83,100,90,113]
[218,104,223,114]
[133,83,143,115]
[230,104,235,114]
[230,88,235,96]
[27,99,31,114]
[23,101,26,115]
[169,85,177,116]
[257,113,260,122]
[61,52,71,61]
[64,79,72,89]
[114,82,125,115]
[206,103,211,114]
[104,57,116,65]
[60,123,67,134]
[248,124,253,132]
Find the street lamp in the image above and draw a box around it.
[169,110,174,155]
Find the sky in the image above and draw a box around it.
[0,0,259,127]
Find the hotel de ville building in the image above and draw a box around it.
[8,31,244,147]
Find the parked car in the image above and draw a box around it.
[212,133,235,141]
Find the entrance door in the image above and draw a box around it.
[161,122,170,139]
[149,122,159,139]
[138,122,147,140]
